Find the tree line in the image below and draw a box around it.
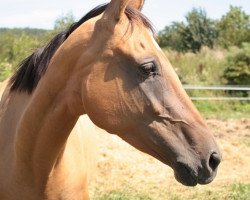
[158,6,250,52]
[158,6,250,86]
[0,13,75,80]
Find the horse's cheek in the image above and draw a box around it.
[81,74,125,132]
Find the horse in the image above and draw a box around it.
[0,0,222,199]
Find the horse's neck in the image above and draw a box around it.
[14,84,80,187]
[0,86,32,192]
[0,85,31,150]
[0,85,96,199]
[0,65,82,192]
[13,40,86,176]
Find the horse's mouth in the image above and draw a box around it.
[174,161,218,186]
[174,163,198,186]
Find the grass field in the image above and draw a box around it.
[93,183,250,200]
[193,100,250,120]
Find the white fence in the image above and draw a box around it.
[183,85,250,101]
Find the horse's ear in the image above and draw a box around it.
[129,0,145,10]
[104,0,145,21]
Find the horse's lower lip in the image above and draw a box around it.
[174,163,198,186]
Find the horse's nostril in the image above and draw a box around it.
[209,152,221,171]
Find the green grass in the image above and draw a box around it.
[93,188,152,200]
[182,183,250,200]
[93,183,250,200]
[95,191,152,200]
[193,100,250,119]
[164,47,227,85]
[242,138,250,148]
[228,183,250,200]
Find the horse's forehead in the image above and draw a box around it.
[116,24,154,49]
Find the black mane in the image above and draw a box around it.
[10,4,154,94]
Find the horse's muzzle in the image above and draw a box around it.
[174,151,221,186]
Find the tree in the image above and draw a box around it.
[158,22,186,51]
[0,12,77,81]
[223,43,250,86]
[183,8,218,52]
[0,29,46,80]
[158,8,217,52]
[217,6,250,48]
[54,12,75,32]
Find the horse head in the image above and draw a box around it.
[71,0,222,186]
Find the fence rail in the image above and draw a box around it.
[183,85,250,101]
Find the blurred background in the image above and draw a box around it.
[0,0,249,199]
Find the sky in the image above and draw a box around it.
[0,0,249,31]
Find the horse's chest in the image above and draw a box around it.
[45,151,89,199]
[46,173,87,200]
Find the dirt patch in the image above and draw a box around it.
[89,119,250,198]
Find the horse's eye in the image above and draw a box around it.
[139,61,158,77]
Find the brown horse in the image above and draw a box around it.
[0,0,221,199]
